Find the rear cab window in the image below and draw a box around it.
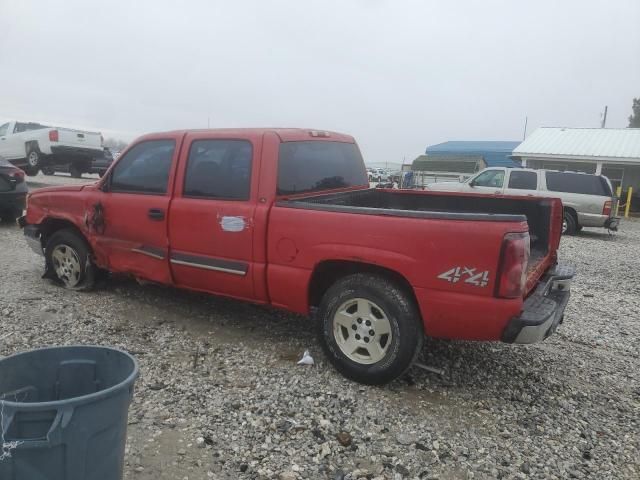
[277,141,367,195]
[545,172,611,196]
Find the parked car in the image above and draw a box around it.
[0,121,103,176]
[426,167,619,234]
[0,156,27,223]
[42,147,115,178]
[20,128,573,384]
[367,168,389,182]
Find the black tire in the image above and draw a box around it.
[44,229,95,290]
[41,166,55,176]
[0,210,20,224]
[24,166,39,176]
[317,273,423,385]
[563,210,577,235]
[69,164,82,178]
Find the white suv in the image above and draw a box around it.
[427,168,619,234]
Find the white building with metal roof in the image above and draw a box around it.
[512,127,640,193]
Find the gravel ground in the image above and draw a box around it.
[0,197,638,479]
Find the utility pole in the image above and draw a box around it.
[601,106,608,128]
[522,116,528,140]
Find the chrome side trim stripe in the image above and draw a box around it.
[170,259,247,276]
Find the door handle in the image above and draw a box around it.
[148,208,165,221]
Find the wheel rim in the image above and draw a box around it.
[28,151,39,167]
[562,217,568,234]
[51,244,82,287]
[333,298,393,365]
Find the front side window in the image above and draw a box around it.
[110,140,175,194]
[545,172,610,196]
[472,170,505,188]
[183,139,252,200]
[508,171,537,190]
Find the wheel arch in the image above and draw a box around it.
[39,217,89,251]
[308,259,420,314]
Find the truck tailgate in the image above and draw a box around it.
[57,128,102,151]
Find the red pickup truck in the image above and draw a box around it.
[21,129,574,384]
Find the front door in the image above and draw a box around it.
[167,134,258,301]
[95,136,181,284]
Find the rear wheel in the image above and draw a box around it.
[562,211,577,235]
[0,210,20,224]
[41,166,55,175]
[45,229,95,290]
[317,273,423,385]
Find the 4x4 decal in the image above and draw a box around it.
[438,267,490,287]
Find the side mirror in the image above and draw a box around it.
[468,179,476,187]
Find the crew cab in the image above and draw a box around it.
[426,167,619,234]
[0,121,103,176]
[20,129,574,384]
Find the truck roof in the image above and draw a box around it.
[139,128,355,143]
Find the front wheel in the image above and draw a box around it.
[317,273,423,385]
[41,166,55,175]
[45,229,95,290]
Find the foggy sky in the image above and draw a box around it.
[1,0,639,165]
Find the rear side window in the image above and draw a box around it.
[110,140,175,194]
[0,123,8,136]
[183,140,252,200]
[508,171,537,190]
[545,172,610,196]
[277,141,367,195]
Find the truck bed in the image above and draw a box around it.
[278,188,556,289]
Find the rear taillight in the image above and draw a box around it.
[49,129,59,142]
[496,232,530,299]
[602,200,612,216]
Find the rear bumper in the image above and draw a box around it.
[22,221,44,255]
[50,145,103,160]
[604,217,620,231]
[502,264,575,344]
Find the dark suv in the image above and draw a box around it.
[0,156,27,223]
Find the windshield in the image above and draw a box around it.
[277,141,368,195]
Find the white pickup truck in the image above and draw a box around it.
[0,121,103,176]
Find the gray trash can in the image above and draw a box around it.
[0,345,139,480]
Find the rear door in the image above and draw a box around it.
[167,132,260,301]
[95,134,182,284]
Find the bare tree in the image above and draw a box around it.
[103,138,128,152]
